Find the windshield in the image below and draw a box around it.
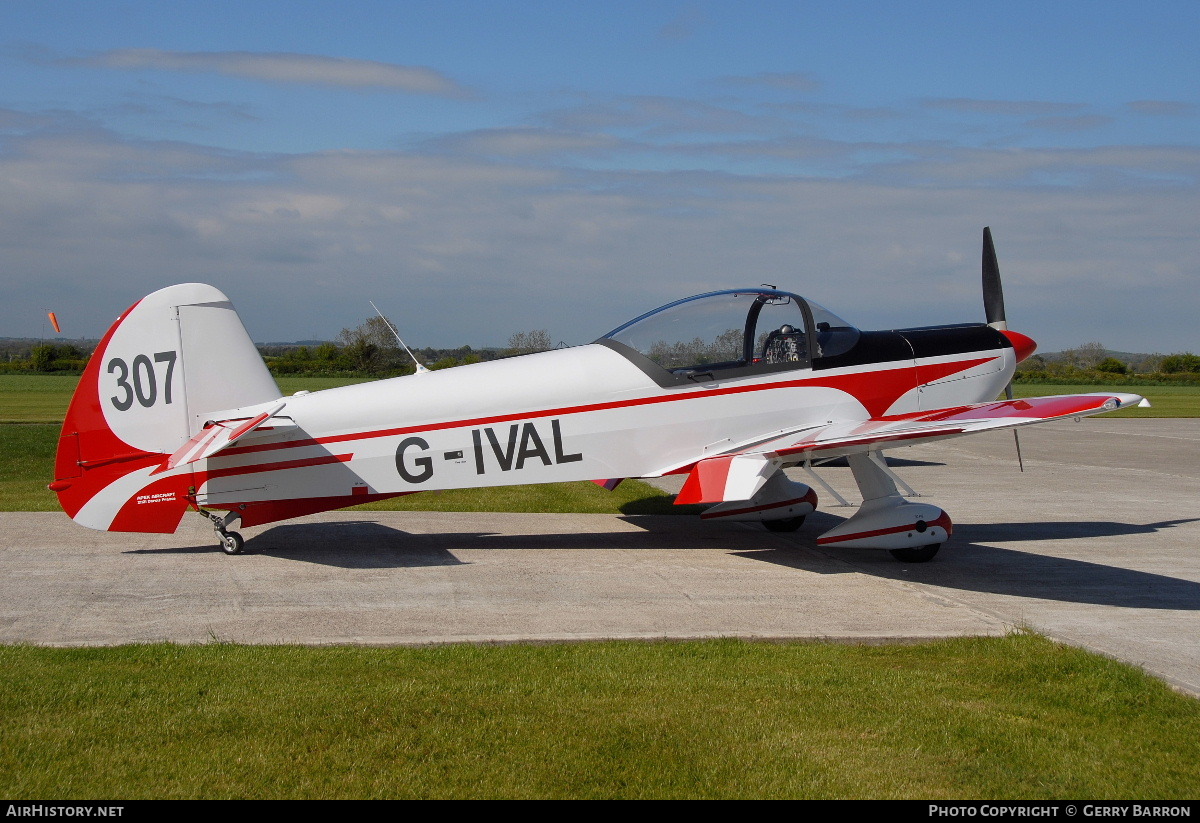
[601,289,835,374]
[807,298,861,358]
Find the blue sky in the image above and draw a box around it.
[2,1,1197,352]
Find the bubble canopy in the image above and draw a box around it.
[597,289,860,383]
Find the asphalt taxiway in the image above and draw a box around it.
[3,419,1198,694]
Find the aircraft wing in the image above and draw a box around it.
[673,392,1146,504]
[153,400,287,474]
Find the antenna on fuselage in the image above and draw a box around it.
[369,300,429,374]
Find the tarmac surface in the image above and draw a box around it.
[4,418,1199,695]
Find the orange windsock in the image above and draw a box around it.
[48,311,61,334]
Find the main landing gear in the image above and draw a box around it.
[813,452,951,563]
[199,509,245,555]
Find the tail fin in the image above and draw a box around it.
[51,284,281,533]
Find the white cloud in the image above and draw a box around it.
[1127,100,1196,117]
[82,49,469,97]
[657,6,708,41]
[423,129,621,159]
[2,113,1196,354]
[922,98,1087,117]
[1025,114,1113,133]
[714,72,821,94]
[542,95,788,138]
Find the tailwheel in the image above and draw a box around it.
[889,543,940,563]
[198,508,246,556]
[219,531,245,555]
[763,516,805,532]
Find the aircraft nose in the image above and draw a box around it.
[1001,330,1037,363]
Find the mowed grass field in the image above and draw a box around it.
[1011,382,1199,417]
[0,374,372,424]
[3,634,1200,799]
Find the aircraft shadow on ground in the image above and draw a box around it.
[126,521,465,569]
[751,511,1200,610]
[123,512,1200,608]
[135,514,840,572]
[248,521,468,569]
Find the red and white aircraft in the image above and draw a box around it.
[51,229,1146,561]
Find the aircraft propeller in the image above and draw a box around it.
[983,226,1025,471]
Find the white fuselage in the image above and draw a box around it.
[195,342,1014,508]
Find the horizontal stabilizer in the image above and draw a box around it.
[153,400,286,474]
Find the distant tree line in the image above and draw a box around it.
[1,320,562,377]
[0,342,91,374]
[1014,342,1200,385]
[4,332,1196,384]
[264,319,557,377]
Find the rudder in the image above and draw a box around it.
[51,284,281,532]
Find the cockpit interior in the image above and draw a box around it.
[596,289,861,386]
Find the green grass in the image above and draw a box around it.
[350,479,700,515]
[0,424,60,511]
[0,374,81,423]
[1,634,1197,799]
[1011,383,1196,418]
[0,375,370,423]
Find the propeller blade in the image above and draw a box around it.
[982,226,1006,330]
[986,228,1023,469]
